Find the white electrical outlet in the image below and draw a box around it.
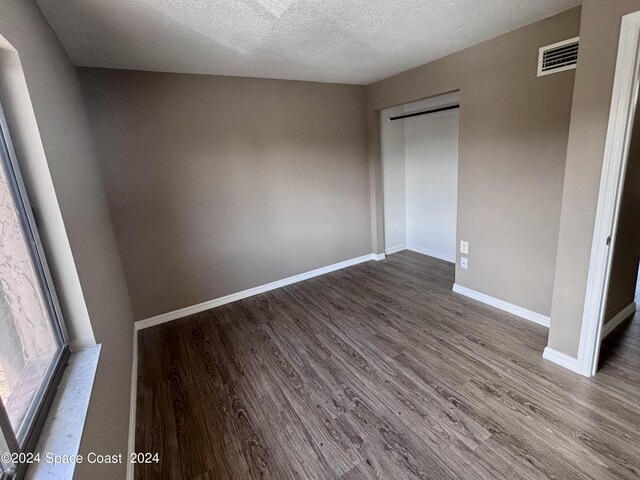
[460,256,468,269]
[460,241,469,254]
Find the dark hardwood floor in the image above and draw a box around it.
[135,251,640,479]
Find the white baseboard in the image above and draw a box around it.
[543,347,581,374]
[452,283,550,328]
[601,301,636,339]
[135,253,379,330]
[407,245,455,263]
[373,253,386,261]
[127,328,138,480]
[385,244,407,255]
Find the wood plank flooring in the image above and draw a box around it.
[135,251,640,479]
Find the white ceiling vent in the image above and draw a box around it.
[537,36,579,77]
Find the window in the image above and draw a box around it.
[0,102,69,479]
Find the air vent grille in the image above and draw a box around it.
[537,37,579,77]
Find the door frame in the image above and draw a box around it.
[577,10,640,376]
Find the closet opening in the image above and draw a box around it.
[380,91,460,266]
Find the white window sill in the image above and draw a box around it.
[24,345,101,480]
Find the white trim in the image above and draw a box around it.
[136,253,377,330]
[126,328,138,480]
[601,302,636,339]
[373,253,386,261]
[576,11,640,377]
[385,244,407,255]
[542,347,581,374]
[537,36,579,77]
[407,245,455,263]
[452,283,550,328]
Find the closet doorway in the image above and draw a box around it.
[381,92,460,263]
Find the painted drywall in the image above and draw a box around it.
[369,110,386,256]
[368,7,580,317]
[404,95,459,261]
[381,105,406,252]
[549,0,640,358]
[78,68,372,321]
[0,1,135,478]
[604,106,640,324]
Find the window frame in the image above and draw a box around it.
[0,101,70,479]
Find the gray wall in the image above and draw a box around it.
[0,1,134,478]
[549,0,640,358]
[367,7,581,317]
[381,105,406,252]
[78,69,372,320]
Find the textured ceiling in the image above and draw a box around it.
[36,0,581,85]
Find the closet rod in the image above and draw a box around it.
[389,104,459,121]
